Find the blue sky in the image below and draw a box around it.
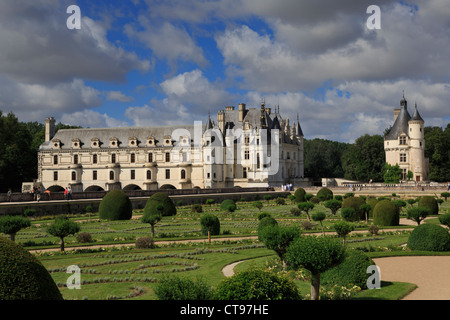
[0,0,448,142]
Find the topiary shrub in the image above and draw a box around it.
[317,187,333,202]
[257,216,278,237]
[407,223,450,251]
[191,204,203,213]
[0,237,63,300]
[220,199,236,213]
[372,200,399,226]
[418,196,439,215]
[99,189,133,220]
[341,196,366,221]
[155,275,214,300]
[215,269,301,300]
[200,214,220,241]
[294,188,306,203]
[144,192,177,217]
[321,249,375,290]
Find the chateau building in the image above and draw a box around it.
[35,101,306,192]
[384,94,429,182]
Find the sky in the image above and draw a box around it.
[0,0,448,143]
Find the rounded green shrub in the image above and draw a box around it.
[317,187,333,201]
[407,223,450,251]
[0,237,63,300]
[144,192,177,217]
[418,196,439,215]
[321,249,375,290]
[257,216,278,238]
[373,200,399,226]
[341,196,366,221]
[155,275,214,300]
[220,199,236,213]
[294,188,306,203]
[439,214,450,228]
[99,189,132,220]
[215,269,301,300]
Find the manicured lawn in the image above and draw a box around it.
[3,194,450,300]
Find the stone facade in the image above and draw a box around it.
[384,95,429,181]
[36,101,306,192]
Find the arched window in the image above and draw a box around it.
[71,171,76,181]
[73,154,78,164]
[181,169,186,180]
[109,170,114,180]
[147,170,151,180]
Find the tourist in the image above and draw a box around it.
[7,189,12,202]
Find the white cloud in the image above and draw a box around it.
[60,109,130,128]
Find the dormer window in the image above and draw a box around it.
[147,136,155,147]
[163,136,172,146]
[91,137,100,149]
[129,136,138,147]
[72,138,81,149]
[109,137,119,148]
[52,139,61,149]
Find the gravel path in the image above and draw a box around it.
[373,256,450,300]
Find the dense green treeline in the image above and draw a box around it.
[0,112,80,192]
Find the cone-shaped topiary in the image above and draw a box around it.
[341,196,366,221]
[407,223,450,251]
[144,192,177,217]
[0,237,63,300]
[317,187,333,202]
[418,196,439,215]
[294,188,306,203]
[373,200,399,226]
[99,189,133,220]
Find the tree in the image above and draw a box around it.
[46,216,80,252]
[303,138,350,179]
[342,134,385,182]
[252,201,263,212]
[406,207,431,225]
[285,236,345,300]
[383,163,402,183]
[324,199,342,215]
[333,221,354,246]
[311,212,326,236]
[424,125,450,182]
[258,224,301,267]
[200,214,220,243]
[0,215,31,241]
[441,192,450,202]
[297,202,314,221]
[141,204,163,238]
[340,207,356,222]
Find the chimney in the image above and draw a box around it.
[238,103,246,122]
[45,117,55,142]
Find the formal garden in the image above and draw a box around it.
[1,188,450,300]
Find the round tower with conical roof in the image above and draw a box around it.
[408,103,428,181]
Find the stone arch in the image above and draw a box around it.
[123,184,142,191]
[160,184,176,190]
[84,185,105,192]
[46,185,65,192]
